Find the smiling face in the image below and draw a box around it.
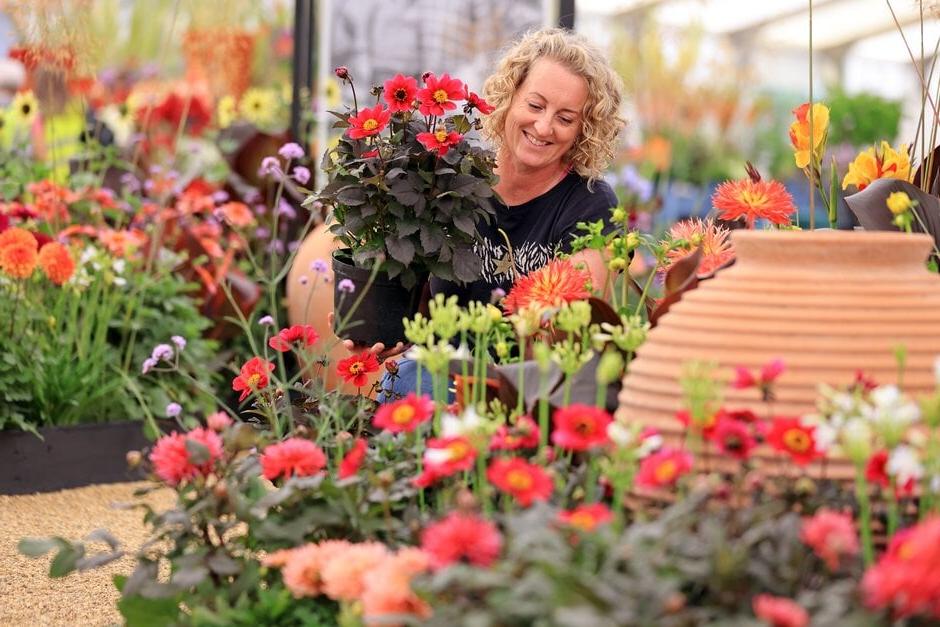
[501,58,588,178]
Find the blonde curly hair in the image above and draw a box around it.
[481,28,626,183]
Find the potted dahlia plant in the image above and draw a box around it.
[312,67,498,346]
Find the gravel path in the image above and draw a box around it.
[0,482,174,626]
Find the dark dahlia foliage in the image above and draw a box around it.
[315,109,498,289]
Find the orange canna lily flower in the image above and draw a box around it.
[788,102,829,169]
[842,141,911,191]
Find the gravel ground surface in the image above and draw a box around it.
[0,482,174,627]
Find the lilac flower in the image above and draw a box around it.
[166,402,182,418]
[254,204,268,216]
[141,357,158,374]
[267,239,285,254]
[244,189,262,204]
[151,344,175,362]
[287,240,300,253]
[278,142,305,160]
[212,190,230,203]
[338,278,355,294]
[277,199,297,219]
[310,259,328,273]
[299,275,309,286]
[259,315,275,326]
[255,226,271,239]
[258,156,282,178]
[292,166,311,185]
[620,165,654,203]
[490,287,506,303]
[171,335,187,350]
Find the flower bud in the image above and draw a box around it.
[596,349,624,386]
[611,207,627,223]
[334,66,349,79]
[421,71,432,83]
[607,257,627,271]
[126,450,142,468]
[336,430,353,444]
[213,482,229,501]
[385,360,400,375]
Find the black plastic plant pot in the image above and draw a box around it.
[331,250,424,347]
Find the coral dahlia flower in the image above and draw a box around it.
[382,74,419,113]
[338,437,367,479]
[788,102,829,169]
[800,508,859,571]
[218,201,255,228]
[635,447,693,489]
[280,540,351,598]
[149,428,223,486]
[232,356,275,402]
[752,594,809,627]
[417,73,464,117]
[842,141,912,191]
[420,512,502,569]
[336,351,380,388]
[361,547,432,622]
[37,242,75,285]
[766,417,822,466]
[712,178,796,227]
[416,127,463,156]
[260,437,327,481]
[660,218,734,278]
[347,103,391,140]
[268,325,319,352]
[486,457,553,507]
[373,393,434,433]
[557,503,613,532]
[413,436,477,487]
[502,258,592,315]
[320,542,389,602]
[551,404,612,451]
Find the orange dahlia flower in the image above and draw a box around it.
[502,258,592,315]
[660,218,734,278]
[0,226,37,251]
[0,241,38,279]
[712,178,796,227]
[788,102,829,169]
[37,242,75,285]
[842,141,912,192]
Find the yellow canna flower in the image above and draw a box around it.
[842,141,911,191]
[217,94,237,128]
[886,191,913,216]
[789,102,829,169]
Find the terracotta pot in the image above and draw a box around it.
[286,224,382,394]
[617,229,940,481]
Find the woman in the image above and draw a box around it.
[365,28,626,398]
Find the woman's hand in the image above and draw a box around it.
[327,312,410,362]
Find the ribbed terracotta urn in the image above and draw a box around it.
[617,230,940,480]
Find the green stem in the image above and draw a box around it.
[855,465,875,567]
[516,335,526,415]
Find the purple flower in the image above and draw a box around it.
[254,204,267,216]
[255,226,271,239]
[278,142,305,160]
[277,199,297,219]
[259,315,275,326]
[166,402,182,418]
[212,190,230,203]
[151,343,174,362]
[292,166,311,185]
[171,335,187,350]
[287,240,300,253]
[310,258,328,273]
[141,357,158,374]
[338,278,355,294]
[258,156,282,178]
[299,275,309,286]
[490,287,506,303]
[267,239,285,254]
[244,189,262,204]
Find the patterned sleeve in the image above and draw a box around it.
[553,179,619,254]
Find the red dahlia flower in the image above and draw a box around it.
[865,449,915,496]
[502,258,592,315]
[150,427,223,486]
[551,404,612,451]
[420,512,502,570]
[486,457,553,507]
[413,436,477,487]
[465,88,494,115]
[416,128,463,156]
[800,508,859,571]
[711,178,796,228]
[557,503,613,532]
[268,325,319,352]
[338,438,367,479]
[417,73,464,117]
[373,393,434,433]
[709,416,756,460]
[766,417,821,466]
[260,437,327,481]
[862,518,940,619]
[232,356,275,402]
[347,103,391,140]
[752,594,809,627]
[489,415,540,451]
[336,351,380,388]
[383,74,419,113]
[635,447,693,489]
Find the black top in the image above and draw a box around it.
[431,171,618,305]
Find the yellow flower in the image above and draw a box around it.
[842,141,911,191]
[886,191,914,216]
[788,102,829,169]
[323,77,342,109]
[9,90,39,127]
[239,87,277,127]
[217,94,237,128]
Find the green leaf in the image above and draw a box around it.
[420,224,444,253]
[453,213,476,236]
[386,237,415,266]
[336,187,366,206]
[207,551,242,576]
[451,114,471,134]
[396,218,420,237]
[453,246,483,282]
[50,544,85,577]
[18,537,59,557]
[117,593,181,627]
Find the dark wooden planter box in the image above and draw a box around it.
[0,421,153,495]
